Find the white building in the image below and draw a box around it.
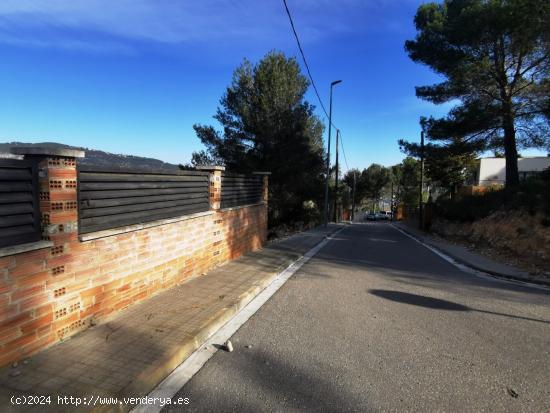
[469,156,550,186]
[0,152,23,159]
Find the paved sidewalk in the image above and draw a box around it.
[0,224,342,413]
[393,221,550,287]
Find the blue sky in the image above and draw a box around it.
[0,1,544,171]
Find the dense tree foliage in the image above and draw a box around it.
[390,158,422,208]
[399,135,477,197]
[362,164,390,210]
[343,169,364,207]
[405,0,550,186]
[342,160,426,215]
[342,165,391,212]
[192,51,326,227]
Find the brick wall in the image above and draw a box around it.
[0,153,267,367]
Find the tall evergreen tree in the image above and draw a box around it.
[362,164,390,211]
[343,168,367,208]
[405,0,550,186]
[392,158,422,208]
[192,51,325,226]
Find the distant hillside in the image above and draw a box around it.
[0,142,180,171]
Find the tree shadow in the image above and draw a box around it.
[166,348,369,413]
[228,225,342,279]
[0,320,170,413]
[369,289,469,311]
[368,289,550,325]
[237,351,368,412]
[311,224,550,305]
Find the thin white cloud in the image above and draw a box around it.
[0,0,402,53]
[0,32,137,55]
[0,0,248,44]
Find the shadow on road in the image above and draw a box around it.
[369,289,469,311]
[309,224,550,306]
[165,347,369,413]
[235,351,368,412]
[369,289,550,325]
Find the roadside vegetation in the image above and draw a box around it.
[343,158,422,215]
[435,169,550,225]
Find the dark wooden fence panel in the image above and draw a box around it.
[0,159,41,248]
[220,173,263,209]
[78,166,210,234]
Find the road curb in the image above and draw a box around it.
[392,223,550,288]
[101,225,345,413]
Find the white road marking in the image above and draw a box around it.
[390,223,549,291]
[130,226,346,413]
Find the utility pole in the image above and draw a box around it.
[333,129,340,222]
[419,129,425,230]
[351,171,356,222]
[323,80,342,227]
[390,180,394,221]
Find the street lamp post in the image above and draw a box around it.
[390,180,394,221]
[334,129,340,222]
[351,170,356,222]
[419,129,425,230]
[324,80,342,227]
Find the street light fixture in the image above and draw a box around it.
[324,79,342,227]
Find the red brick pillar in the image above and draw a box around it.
[253,172,270,244]
[196,165,225,211]
[253,172,270,204]
[14,148,85,269]
[2,147,85,365]
[210,167,225,211]
[197,166,226,263]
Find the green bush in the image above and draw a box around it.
[435,169,550,222]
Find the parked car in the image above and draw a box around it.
[365,212,378,221]
[364,211,391,221]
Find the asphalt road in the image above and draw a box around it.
[163,222,550,412]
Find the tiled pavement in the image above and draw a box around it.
[0,225,342,413]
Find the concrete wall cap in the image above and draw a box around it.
[252,171,271,175]
[196,165,226,171]
[10,146,86,158]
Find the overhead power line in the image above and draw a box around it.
[282,0,338,131]
[283,0,354,179]
[339,131,350,172]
